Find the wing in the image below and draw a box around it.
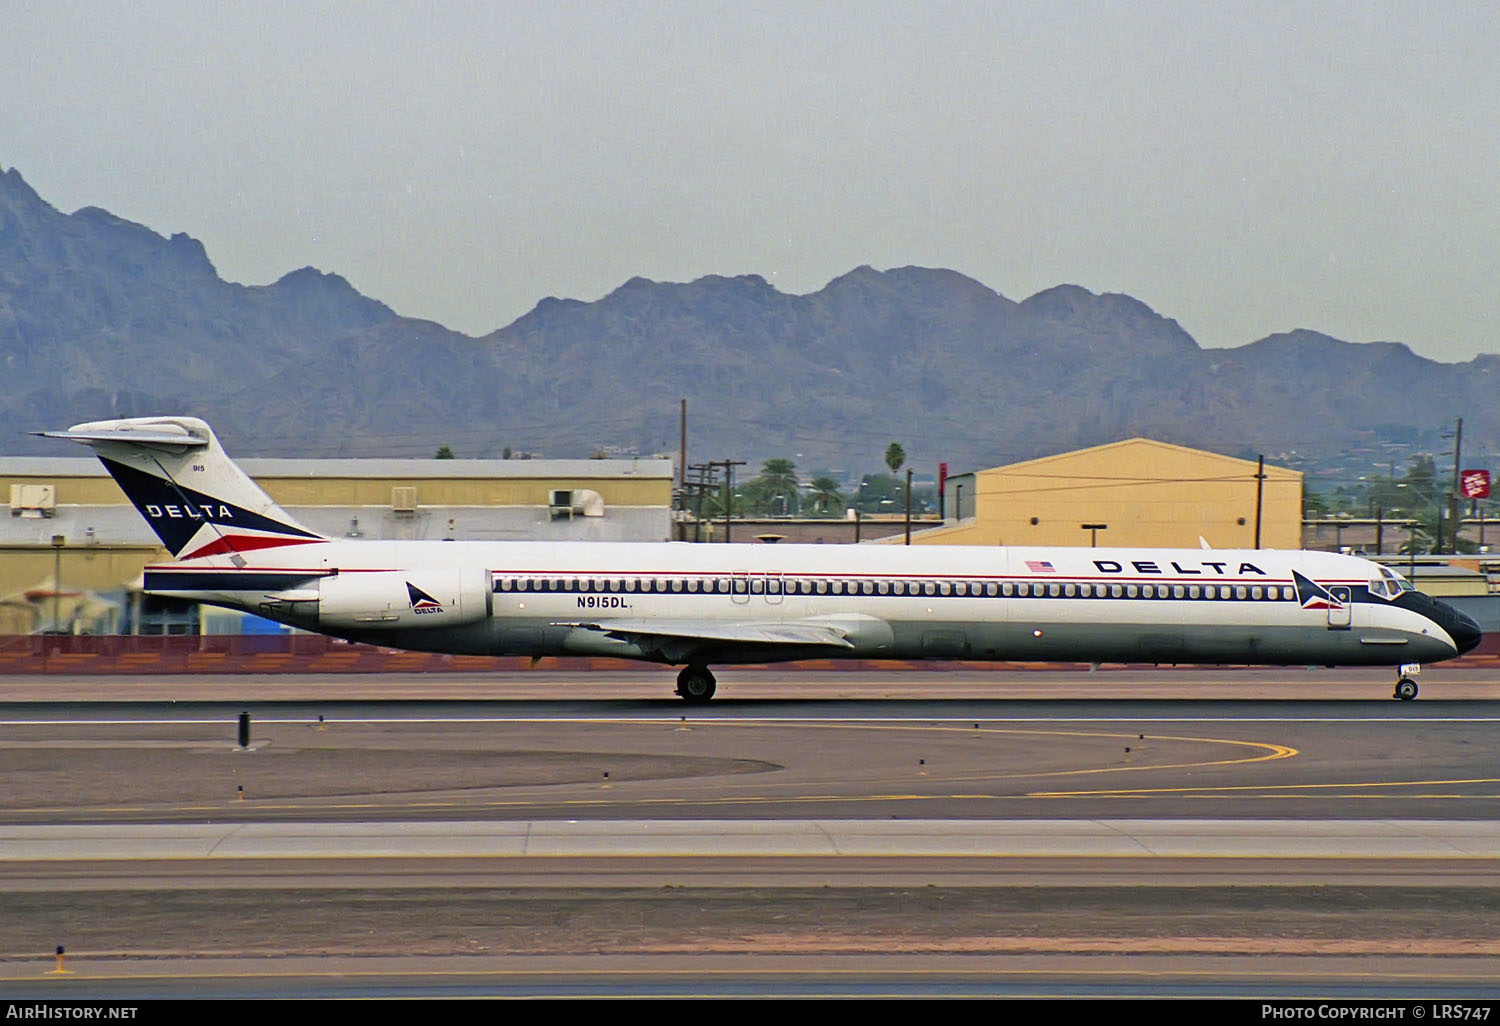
[554,616,863,663]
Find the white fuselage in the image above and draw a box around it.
[142,540,1468,668]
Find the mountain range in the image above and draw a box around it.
[2,166,1494,478]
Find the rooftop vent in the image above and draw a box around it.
[10,484,56,518]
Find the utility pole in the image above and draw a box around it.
[685,462,725,543]
[704,459,745,543]
[1254,455,1265,549]
[50,534,64,632]
[1448,417,1463,552]
[684,463,707,542]
[904,468,913,545]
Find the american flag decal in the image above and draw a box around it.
[1025,560,1056,574]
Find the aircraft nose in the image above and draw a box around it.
[1448,607,1484,655]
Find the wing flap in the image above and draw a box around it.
[557,617,857,649]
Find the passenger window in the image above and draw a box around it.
[1126,585,1138,598]
[986,583,998,596]
[1142,585,1154,599]
[1173,585,1185,599]
[1001,583,1013,597]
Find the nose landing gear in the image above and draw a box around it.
[1393,665,1420,701]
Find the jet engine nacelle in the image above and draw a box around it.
[317,567,491,630]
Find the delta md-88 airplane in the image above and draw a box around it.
[42,416,1483,702]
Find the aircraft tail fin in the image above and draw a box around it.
[36,416,324,561]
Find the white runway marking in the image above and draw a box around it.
[5,819,1500,861]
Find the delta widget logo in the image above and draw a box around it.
[407,582,444,615]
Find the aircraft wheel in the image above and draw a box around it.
[1394,677,1418,701]
[676,666,717,703]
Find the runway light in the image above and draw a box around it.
[1032,629,1043,638]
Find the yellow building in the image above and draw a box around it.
[1,455,674,634]
[923,439,1303,549]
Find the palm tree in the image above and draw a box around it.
[884,442,905,476]
[757,458,800,516]
[805,476,845,516]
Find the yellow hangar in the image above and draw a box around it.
[929,439,1303,550]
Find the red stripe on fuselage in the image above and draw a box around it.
[179,535,325,560]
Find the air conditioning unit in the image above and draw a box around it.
[550,488,605,519]
[391,486,418,515]
[10,484,56,518]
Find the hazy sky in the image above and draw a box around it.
[4,1,1497,360]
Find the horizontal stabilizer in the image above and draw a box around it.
[34,426,208,449]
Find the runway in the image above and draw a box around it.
[4,666,1500,998]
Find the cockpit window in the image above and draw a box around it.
[1371,567,1415,598]
[1383,567,1415,593]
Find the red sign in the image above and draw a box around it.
[1461,469,1491,499]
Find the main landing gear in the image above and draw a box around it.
[676,664,717,703]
